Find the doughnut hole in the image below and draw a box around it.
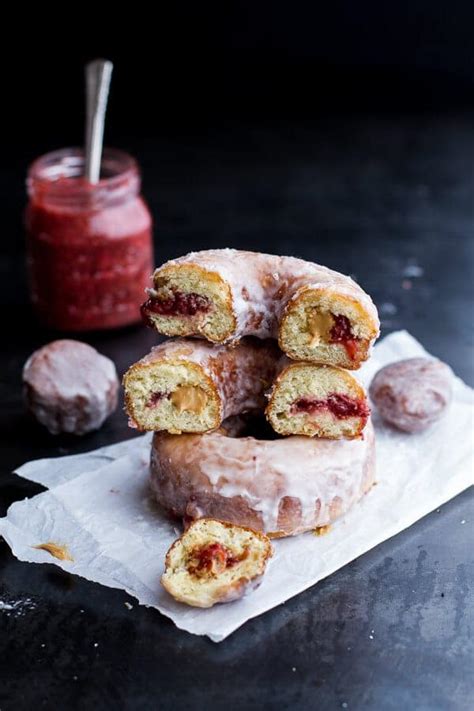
[369,357,453,433]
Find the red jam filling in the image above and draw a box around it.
[146,391,167,408]
[188,542,248,577]
[329,314,360,360]
[291,393,370,419]
[141,292,211,322]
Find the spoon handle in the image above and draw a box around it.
[84,59,113,184]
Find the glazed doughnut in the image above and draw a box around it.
[124,338,369,439]
[161,518,272,608]
[123,338,284,433]
[150,417,376,537]
[369,357,453,433]
[23,340,119,435]
[141,249,379,369]
[267,363,370,439]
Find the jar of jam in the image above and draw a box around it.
[25,148,153,331]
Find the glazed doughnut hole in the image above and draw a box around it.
[22,339,119,435]
[369,357,453,433]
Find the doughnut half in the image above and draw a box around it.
[150,418,376,537]
[268,363,370,439]
[123,338,283,433]
[161,518,272,608]
[141,250,379,369]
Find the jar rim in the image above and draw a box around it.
[28,147,139,188]
[27,147,141,209]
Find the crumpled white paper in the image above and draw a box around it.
[1,331,472,642]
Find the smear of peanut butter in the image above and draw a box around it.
[313,525,332,537]
[307,311,334,347]
[33,542,74,561]
[171,385,208,413]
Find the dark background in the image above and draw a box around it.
[8,3,474,151]
[1,5,473,711]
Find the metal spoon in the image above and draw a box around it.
[84,59,113,184]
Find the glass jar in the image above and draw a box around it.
[25,148,153,331]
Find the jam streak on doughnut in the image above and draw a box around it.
[187,543,249,577]
[146,391,167,408]
[329,314,360,360]
[142,291,211,319]
[291,393,370,419]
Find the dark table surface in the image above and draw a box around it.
[0,115,473,711]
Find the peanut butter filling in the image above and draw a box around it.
[307,311,334,347]
[170,385,208,413]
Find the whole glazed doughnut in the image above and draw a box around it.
[141,249,380,369]
[124,338,370,439]
[369,357,453,433]
[150,417,376,537]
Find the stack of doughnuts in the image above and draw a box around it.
[124,250,380,543]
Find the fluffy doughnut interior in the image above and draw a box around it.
[267,363,369,439]
[279,288,377,368]
[141,265,236,343]
[124,360,220,433]
[161,518,272,608]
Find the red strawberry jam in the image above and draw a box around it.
[292,393,370,419]
[146,391,167,408]
[329,314,360,360]
[141,292,211,323]
[26,148,153,331]
[188,543,248,577]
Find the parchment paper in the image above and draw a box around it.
[1,331,472,641]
